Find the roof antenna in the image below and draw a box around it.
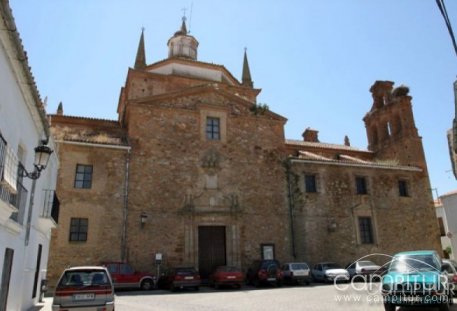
[189,2,193,33]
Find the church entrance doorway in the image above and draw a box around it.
[198,226,226,280]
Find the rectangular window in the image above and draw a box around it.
[304,174,317,193]
[206,117,220,140]
[358,217,374,244]
[69,218,88,241]
[74,164,93,189]
[356,176,368,195]
[398,180,409,197]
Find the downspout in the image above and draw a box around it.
[285,158,296,259]
[121,147,131,261]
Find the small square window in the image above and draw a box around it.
[69,218,88,242]
[356,176,368,195]
[74,164,93,189]
[358,217,374,244]
[304,174,317,193]
[398,180,409,197]
[206,117,220,140]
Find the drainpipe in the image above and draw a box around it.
[285,158,296,259]
[121,148,131,261]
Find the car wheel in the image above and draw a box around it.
[253,279,260,288]
[214,283,219,290]
[194,286,199,291]
[383,303,396,311]
[141,279,153,290]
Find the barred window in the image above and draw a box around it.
[304,174,317,193]
[69,218,88,241]
[356,176,368,195]
[74,164,93,189]
[206,117,220,140]
[358,217,374,244]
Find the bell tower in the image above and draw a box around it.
[363,81,427,170]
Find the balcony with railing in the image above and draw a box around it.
[37,189,59,232]
[0,135,24,223]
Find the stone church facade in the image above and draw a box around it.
[46,19,441,288]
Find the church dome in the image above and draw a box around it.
[167,17,199,60]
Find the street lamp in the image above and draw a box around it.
[24,143,53,246]
[22,144,53,180]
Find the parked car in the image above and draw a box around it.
[209,265,244,289]
[311,262,350,283]
[52,266,114,311]
[281,262,311,285]
[246,259,283,287]
[382,250,452,311]
[346,260,382,280]
[157,267,201,291]
[442,259,457,294]
[102,261,156,290]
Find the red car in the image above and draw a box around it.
[158,267,201,291]
[102,261,156,290]
[209,266,244,289]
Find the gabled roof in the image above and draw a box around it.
[144,57,242,87]
[129,83,287,122]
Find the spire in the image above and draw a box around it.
[57,101,63,115]
[134,28,146,70]
[241,48,253,88]
[181,16,188,35]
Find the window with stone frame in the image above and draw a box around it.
[398,180,409,197]
[69,217,88,242]
[358,217,374,244]
[206,117,220,140]
[304,174,317,193]
[355,176,368,195]
[74,164,93,189]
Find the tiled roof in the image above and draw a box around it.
[293,150,420,171]
[286,139,371,153]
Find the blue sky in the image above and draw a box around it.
[9,0,457,198]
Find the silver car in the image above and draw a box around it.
[281,262,311,285]
[52,266,115,311]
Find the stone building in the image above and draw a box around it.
[47,19,441,288]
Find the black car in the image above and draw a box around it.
[246,260,283,287]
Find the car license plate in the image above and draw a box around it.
[294,271,306,276]
[73,293,95,301]
[402,296,421,303]
[227,276,236,279]
[184,276,194,280]
[267,277,276,281]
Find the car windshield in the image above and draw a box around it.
[291,263,308,270]
[323,263,341,269]
[389,255,440,273]
[176,268,197,275]
[260,260,280,269]
[358,261,377,267]
[216,266,238,272]
[58,270,109,287]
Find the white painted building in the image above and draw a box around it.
[436,190,457,260]
[0,1,59,310]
